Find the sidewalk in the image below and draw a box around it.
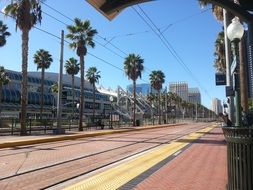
[133,127,227,190]
[64,126,227,190]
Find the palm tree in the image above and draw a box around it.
[34,49,53,120]
[50,82,58,116]
[86,67,101,123]
[65,57,80,119]
[0,66,10,118]
[66,18,98,131]
[214,31,226,73]
[0,21,11,47]
[198,0,224,21]
[123,54,144,126]
[3,0,42,135]
[149,70,165,125]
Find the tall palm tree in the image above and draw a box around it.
[66,18,97,131]
[34,49,53,120]
[0,66,10,117]
[0,21,11,47]
[149,70,165,125]
[123,54,144,126]
[65,57,80,119]
[86,67,101,123]
[4,0,42,135]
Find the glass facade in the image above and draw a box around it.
[1,70,112,116]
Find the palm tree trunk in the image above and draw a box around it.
[20,29,29,136]
[93,82,95,123]
[79,54,84,131]
[133,79,136,126]
[72,74,75,119]
[158,90,161,124]
[40,68,45,120]
[239,38,248,112]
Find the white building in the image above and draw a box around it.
[211,98,223,115]
[169,81,188,101]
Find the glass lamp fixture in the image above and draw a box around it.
[227,17,245,42]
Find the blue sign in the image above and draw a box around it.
[215,73,226,86]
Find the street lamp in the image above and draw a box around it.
[223,17,253,190]
[226,17,244,127]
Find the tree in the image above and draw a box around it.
[4,0,42,135]
[149,70,165,125]
[198,0,224,21]
[66,18,97,131]
[86,67,100,123]
[199,1,248,112]
[34,49,53,120]
[123,54,144,126]
[214,31,226,73]
[65,57,80,119]
[0,66,10,119]
[0,21,11,47]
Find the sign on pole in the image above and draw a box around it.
[215,73,226,86]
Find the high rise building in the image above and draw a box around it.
[188,88,201,104]
[211,98,223,115]
[169,81,189,101]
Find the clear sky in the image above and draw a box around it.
[0,0,226,108]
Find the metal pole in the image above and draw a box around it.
[195,103,198,121]
[232,40,242,127]
[56,30,64,133]
[223,9,235,123]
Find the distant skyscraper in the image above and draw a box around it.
[188,88,201,104]
[169,81,188,101]
[211,98,223,115]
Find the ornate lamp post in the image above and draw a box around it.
[223,17,253,190]
[226,17,244,127]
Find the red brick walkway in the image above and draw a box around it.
[134,127,227,190]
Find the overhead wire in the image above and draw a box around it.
[134,5,212,99]
[0,9,150,83]
[40,1,155,73]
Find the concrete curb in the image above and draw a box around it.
[0,123,185,149]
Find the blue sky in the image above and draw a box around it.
[0,0,225,108]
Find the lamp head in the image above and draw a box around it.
[227,17,245,42]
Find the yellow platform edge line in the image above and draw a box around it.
[64,125,217,190]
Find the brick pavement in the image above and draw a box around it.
[0,123,228,190]
[132,127,227,190]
